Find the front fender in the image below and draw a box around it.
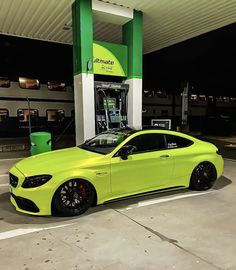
[50,168,111,205]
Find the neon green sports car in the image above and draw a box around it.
[9,128,224,216]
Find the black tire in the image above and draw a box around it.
[190,162,217,191]
[52,179,95,216]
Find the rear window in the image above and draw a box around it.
[165,134,193,149]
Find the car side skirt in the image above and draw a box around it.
[103,185,186,204]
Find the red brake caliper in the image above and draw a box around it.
[79,184,86,198]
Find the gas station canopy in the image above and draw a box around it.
[0,0,235,54]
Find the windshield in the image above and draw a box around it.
[79,132,130,154]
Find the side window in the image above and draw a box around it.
[165,135,193,149]
[0,77,10,88]
[19,77,40,89]
[126,134,166,153]
[17,109,39,123]
[47,81,66,91]
[47,109,65,122]
[0,109,9,122]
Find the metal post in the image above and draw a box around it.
[181,81,189,126]
[27,97,32,135]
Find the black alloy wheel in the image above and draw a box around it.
[190,162,217,191]
[52,179,94,216]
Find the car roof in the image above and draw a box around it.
[101,127,137,135]
[104,126,199,142]
[103,126,171,134]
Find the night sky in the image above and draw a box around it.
[143,23,236,95]
[0,35,73,84]
[0,22,235,95]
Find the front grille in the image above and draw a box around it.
[9,173,19,187]
[11,193,39,213]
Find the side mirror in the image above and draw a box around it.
[119,145,136,160]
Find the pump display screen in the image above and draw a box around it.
[103,98,116,110]
[151,119,171,130]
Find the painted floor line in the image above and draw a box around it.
[117,191,213,211]
[138,191,212,208]
[0,158,23,161]
[0,223,74,241]
[0,174,8,177]
[0,183,8,187]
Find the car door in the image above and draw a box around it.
[164,134,194,184]
[110,133,175,198]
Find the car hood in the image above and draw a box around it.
[15,147,104,177]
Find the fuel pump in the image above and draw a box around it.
[94,81,129,133]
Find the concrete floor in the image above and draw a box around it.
[0,158,235,270]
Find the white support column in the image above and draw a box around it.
[125,78,142,129]
[74,73,95,145]
[92,0,133,25]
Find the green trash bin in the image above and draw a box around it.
[30,132,52,155]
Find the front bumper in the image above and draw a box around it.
[9,166,52,216]
[10,193,39,213]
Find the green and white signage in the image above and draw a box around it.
[93,41,128,77]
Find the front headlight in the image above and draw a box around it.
[22,175,52,188]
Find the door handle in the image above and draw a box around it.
[160,155,169,158]
[96,171,108,175]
